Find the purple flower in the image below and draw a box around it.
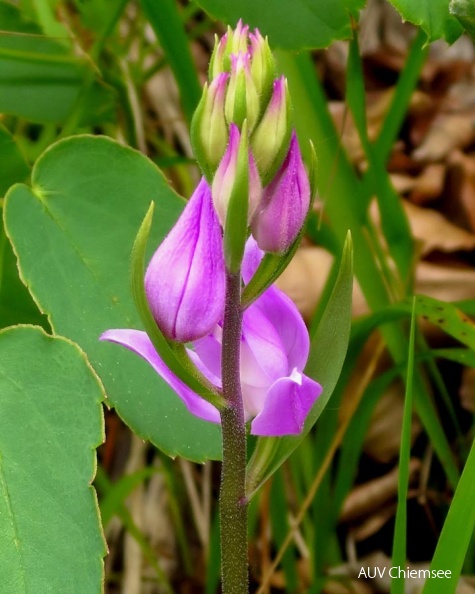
[101,238,321,436]
[251,131,310,253]
[144,177,225,342]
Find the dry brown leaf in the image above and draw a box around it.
[408,163,446,204]
[459,367,475,413]
[416,261,475,303]
[341,459,421,522]
[362,383,422,463]
[412,113,475,163]
[274,246,335,321]
[351,503,396,541]
[403,200,475,254]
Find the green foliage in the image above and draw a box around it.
[387,0,463,43]
[0,326,105,593]
[0,1,115,124]
[450,0,475,41]
[195,0,366,50]
[4,136,222,462]
[0,125,29,195]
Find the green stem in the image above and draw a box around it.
[219,270,249,594]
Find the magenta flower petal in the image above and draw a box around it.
[242,237,310,370]
[250,370,322,436]
[251,131,310,253]
[240,306,288,388]
[145,178,225,342]
[100,329,220,424]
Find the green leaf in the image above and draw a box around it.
[245,233,353,498]
[387,0,463,44]
[140,0,202,123]
[421,437,475,594]
[391,299,416,594]
[0,1,115,124]
[194,0,366,51]
[0,125,29,196]
[0,325,105,593]
[4,135,222,462]
[450,0,475,40]
[0,223,48,329]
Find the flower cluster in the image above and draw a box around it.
[101,22,322,436]
[191,20,310,255]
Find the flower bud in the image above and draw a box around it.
[212,123,261,227]
[251,132,310,253]
[225,52,260,132]
[230,19,249,55]
[209,20,249,80]
[249,30,276,104]
[145,178,225,342]
[191,72,229,179]
[251,76,292,183]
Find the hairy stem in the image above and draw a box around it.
[219,270,249,594]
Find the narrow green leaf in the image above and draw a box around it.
[391,299,416,594]
[141,0,202,123]
[421,439,475,594]
[0,2,115,124]
[246,233,353,498]
[0,325,105,593]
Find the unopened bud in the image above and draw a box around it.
[249,30,276,104]
[225,52,260,132]
[251,76,292,183]
[191,72,229,179]
[145,179,225,342]
[212,123,261,227]
[230,19,249,54]
[251,132,310,253]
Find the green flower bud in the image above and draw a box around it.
[191,72,229,180]
[251,77,292,184]
[249,30,276,107]
[224,52,260,132]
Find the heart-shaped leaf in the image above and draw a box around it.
[4,136,222,461]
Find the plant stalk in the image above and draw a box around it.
[219,269,249,594]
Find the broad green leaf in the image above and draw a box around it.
[0,325,105,593]
[0,125,29,195]
[195,0,366,50]
[0,1,115,124]
[450,0,475,40]
[0,224,48,329]
[246,233,353,498]
[4,135,222,462]
[388,0,463,44]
